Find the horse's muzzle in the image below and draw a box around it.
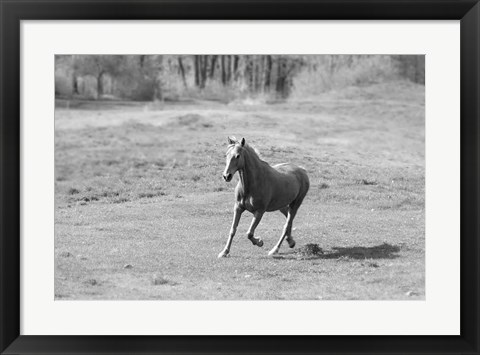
[223,173,232,182]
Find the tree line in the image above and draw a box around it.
[55,55,424,101]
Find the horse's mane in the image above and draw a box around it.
[227,141,263,161]
[244,143,262,160]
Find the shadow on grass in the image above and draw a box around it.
[327,243,400,259]
[273,243,401,261]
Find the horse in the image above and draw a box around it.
[218,136,310,257]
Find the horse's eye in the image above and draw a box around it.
[235,154,240,159]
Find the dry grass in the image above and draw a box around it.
[55,81,425,300]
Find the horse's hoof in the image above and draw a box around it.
[248,235,263,247]
[218,251,229,258]
[288,240,296,248]
[268,248,278,256]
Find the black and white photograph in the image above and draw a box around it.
[54,54,425,300]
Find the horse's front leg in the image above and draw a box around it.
[269,208,297,256]
[218,204,244,258]
[246,210,265,247]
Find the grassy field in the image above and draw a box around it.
[55,81,425,300]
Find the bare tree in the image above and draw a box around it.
[194,55,200,87]
[264,55,272,91]
[201,55,208,88]
[209,55,218,79]
[177,56,188,89]
[221,56,227,85]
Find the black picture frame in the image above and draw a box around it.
[1,1,479,354]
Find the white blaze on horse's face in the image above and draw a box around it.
[223,137,245,182]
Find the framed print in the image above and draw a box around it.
[1,0,479,354]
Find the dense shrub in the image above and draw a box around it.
[55,75,73,97]
[291,56,398,98]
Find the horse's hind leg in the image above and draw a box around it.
[286,180,309,250]
[269,206,298,256]
[279,207,295,248]
[269,188,309,256]
[285,227,296,248]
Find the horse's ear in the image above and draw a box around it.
[241,138,245,146]
[228,136,237,145]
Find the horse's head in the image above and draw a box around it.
[223,136,246,182]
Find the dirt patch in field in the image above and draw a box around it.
[297,243,324,257]
[170,114,213,130]
[152,275,178,286]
